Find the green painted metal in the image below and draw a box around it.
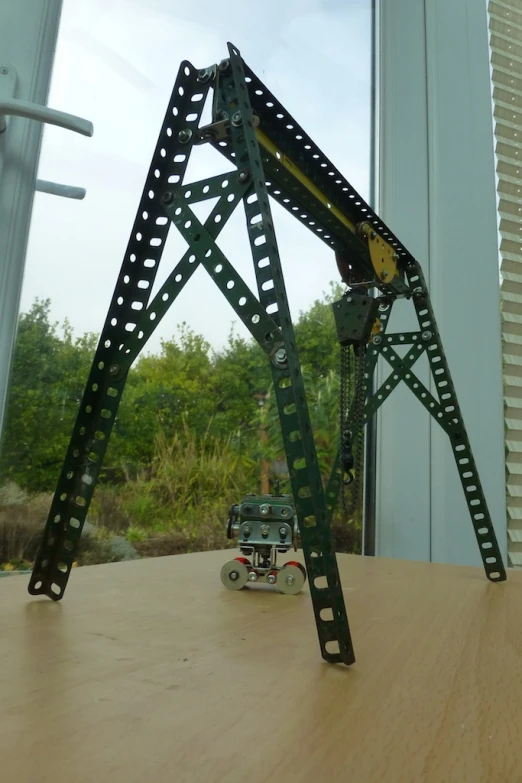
[216,45,354,664]
[27,43,506,671]
[325,264,506,582]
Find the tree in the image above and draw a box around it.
[0,299,96,491]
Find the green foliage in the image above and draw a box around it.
[0,299,96,492]
[293,282,344,378]
[0,282,363,565]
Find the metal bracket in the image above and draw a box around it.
[358,222,398,283]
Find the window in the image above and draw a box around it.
[0,0,373,573]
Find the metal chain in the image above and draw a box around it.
[340,343,366,521]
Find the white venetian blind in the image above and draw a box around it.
[491,0,522,566]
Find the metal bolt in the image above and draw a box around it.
[219,59,230,73]
[275,348,287,363]
[373,335,382,345]
[248,571,258,582]
[197,67,213,83]
[393,252,400,261]
[162,191,174,205]
[370,231,377,240]
[243,524,251,536]
[267,573,277,585]
[381,270,389,279]
[0,67,8,75]
[378,302,390,312]
[229,570,239,581]
[232,110,242,126]
[260,524,270,536]
[109,364,120,377]
[285,575,295,586]
[279,526,287,537]
[259,504,270,517]
[422,330,432,341]
[178,128,192,144]
[238,170,250,183]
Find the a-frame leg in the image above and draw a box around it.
[215,44,354,664]
[28,61,215,600]
[326,264,506,581]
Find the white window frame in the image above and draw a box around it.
[372,0,507,567]
[0,0,64,441]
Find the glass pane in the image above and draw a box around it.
[0,0,372,575]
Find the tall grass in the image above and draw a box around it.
[89,423,259,556]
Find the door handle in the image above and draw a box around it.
[0,64,93,198]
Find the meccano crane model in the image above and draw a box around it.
[28,43,506,667]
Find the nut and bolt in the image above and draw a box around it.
[370,231,377,240]
[231,110,242,126]
[219,59,230,73]
[259,504,270,517]
[197,67,213,83]
[248,571,258,582]
[238,170,250,183]
[178,128,192,144]
[109,364,121,377]
[242,524,251,536]
[275,348,287,363]
[229,570,239,581]
[393,252,400,261]
[378,302,390,312]
[285,575,295,586]
[267,573,277,585]
[279,527,287,537]
[373,335,382,345]
[422,330,432,341]
[162,191,174,205]
[260,524,270,536]
[381,270,389,280]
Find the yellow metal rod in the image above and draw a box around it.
[256,129,356,235]
[256,128,398,282]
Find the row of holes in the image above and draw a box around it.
[268,182,338,250]
[245,73,407,257]
[35,72,205,597]
[414,301,500,566]
[226,67,333,572]
[122,187,243,340]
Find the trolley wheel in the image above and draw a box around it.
[276,561,307,595]
[220,558,250,591]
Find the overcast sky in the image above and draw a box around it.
[23,0,372,354]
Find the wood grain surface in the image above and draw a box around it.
[2,550,522,783]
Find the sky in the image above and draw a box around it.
[22,0,372,355]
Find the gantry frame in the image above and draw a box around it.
[28,44,506,667]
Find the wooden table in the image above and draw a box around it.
[2,550,522,783]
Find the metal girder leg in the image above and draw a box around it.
[28,62,211,599]
[218,43,355,665]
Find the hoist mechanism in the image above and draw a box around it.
[27,43,507,667]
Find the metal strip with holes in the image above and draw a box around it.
[28,62,211,599]
[221,43,355,665]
